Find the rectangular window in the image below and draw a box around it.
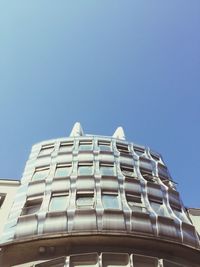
[100,163,115,176]
[39,144,54,157]
[0,193,6,208]
[150,152,160,161]
[126,194,146,213]
[102,253,129,267]
[78,163,93,176]
[59,141,74,153]
[76,193,94,209]
[168,190,182,211]
[116,143,129,154]
[79,140,93,151]
[102,193,120,210]
[98,141,111,152]
[140,168,156,182]
[158,163,169,179]
[32,167,49,181]
[120,164,135,177]
[147,183,163,203]
[49,192,69,211]
[55,164,72,178]
[133,146,145,156]
[150,201,170,217]
[22,197,42,215]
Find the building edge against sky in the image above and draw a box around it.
[0,122,199,266]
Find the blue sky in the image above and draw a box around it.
[0,1,199,207]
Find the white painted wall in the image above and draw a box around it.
[0,179,20,236]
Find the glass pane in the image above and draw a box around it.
[102,195,119,209]
[76,195,94,208]
[55,167,71,178]
[100,166,115,176]
[79,144,93,151]
[173,210,190,223]
[78,166,93,176]
[32,169,49,181]
[59,144,73,153]
[151,202,169,217]
[39,147,54,156]
[99,145,111,152]
[23,202,41,215]
[49,195,69,211]
[26,205,40,214]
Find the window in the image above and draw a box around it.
[98,141,111,152]
[78,163,93,176]
[49,192,69,211]
[102,193,120,210]
[0,193,6,208]
[133,146,145,156]
[168,190,182,211]
[32,167,49,181]
[100,163,115,176]
[22,197,42,215]
[59,142,74,153]
[39,144,54,157]
[55,164,72,178]
[150,152,160,161]
[140,168,156,182]
[150,201,169,217]
[126,194,146,213]
[116,143,129,154]
[120,164,135,177]
[173,209,190,223]
[102,253,129,267]
[79,140,93,151]
[76,193,94,209]
[158,163,169,179]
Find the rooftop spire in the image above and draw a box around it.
[70,122,84,137]
[112,126,126,140]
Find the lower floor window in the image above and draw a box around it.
[49,192,69,211]
[22,198,42,215]
[102,194,120,210]
[76,193,94,209]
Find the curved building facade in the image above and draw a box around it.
[0,123,200,266]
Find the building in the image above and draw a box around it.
[0,179,20,236]
[0,123,200,266]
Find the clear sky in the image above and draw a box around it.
[0,1,199,208]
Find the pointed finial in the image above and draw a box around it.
[112,126,126,140]
[70,122,84,137]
